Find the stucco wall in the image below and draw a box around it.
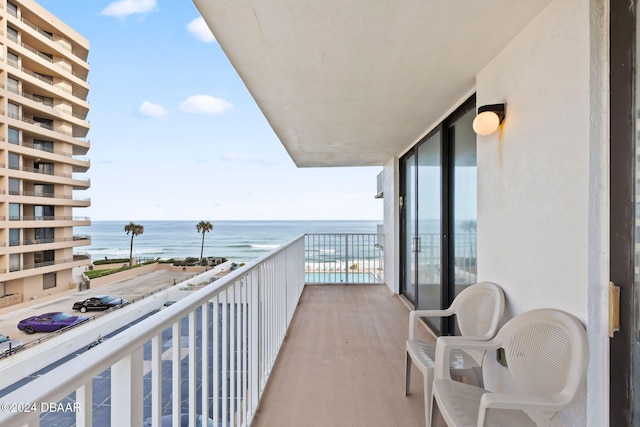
[476,0,607,425]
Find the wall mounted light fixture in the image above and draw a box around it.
[472,103,506,136]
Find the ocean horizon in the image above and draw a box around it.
[81,220,382,263]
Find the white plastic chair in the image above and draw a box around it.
[431,308,589,427]
[405,282,505,426]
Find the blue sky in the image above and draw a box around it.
[36,0,383,221]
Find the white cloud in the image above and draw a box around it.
[187,17,216,43]
[179,95,232,115]
[101,0,157,18]
[221,152,271,166]
[139,101,167,118]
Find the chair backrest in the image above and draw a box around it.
[450,281,505,339]
[498,309,589,409]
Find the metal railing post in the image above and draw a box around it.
[345,234,349,284]
[111,346,143,426]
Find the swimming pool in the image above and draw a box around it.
[305,271,378,284]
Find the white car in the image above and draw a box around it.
[0,333,22,354]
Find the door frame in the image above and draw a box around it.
[399,95,475,336]
[610,0,634,425]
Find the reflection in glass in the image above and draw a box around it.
[634,5,640,422]
[452,108,477,298]
[416,132,442,332]
[403,152,417,305]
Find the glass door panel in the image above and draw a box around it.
[417,131,443,333]
[451,108,477,298]
[402,153,418,306]
[399,96,475,336]
[633,4,640,422]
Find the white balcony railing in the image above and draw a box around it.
[0,235,305,426]
[304,233,384,284]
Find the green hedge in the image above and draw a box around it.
[93,258,129,266]
[157,257,228,267]
[86,260,156,279]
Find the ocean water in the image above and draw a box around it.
[80,220,381,263]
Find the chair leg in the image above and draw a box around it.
[423,369,433,427]
[469,365,484,388]
[405,352,412,395]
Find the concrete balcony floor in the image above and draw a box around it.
[251,284,434,427]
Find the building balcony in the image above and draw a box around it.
[8,2,90,65]
[5,57,89,107]
[5,216,91,227]
[9,166,90,189]
[4,138,91,170]
[5,191,90,207]
[6,82,91,134]
[3,255,90,278]
[0,233,426,427]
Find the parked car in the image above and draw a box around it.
[161,300,176,310]
[0,333,22,353]
[72,295,129,313]
[17,312,88,334]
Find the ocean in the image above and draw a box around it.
[81,220,381,263]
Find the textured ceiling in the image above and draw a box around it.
[194,0,551,167]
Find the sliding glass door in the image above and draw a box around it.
[400,96,476,335]
[451,107,478,299]
[402,151,418,304]
[416,131,443,320]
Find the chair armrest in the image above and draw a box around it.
[433,337,499,381]
[409,309,454,339]
[478,393,561,426]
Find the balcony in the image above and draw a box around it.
[0,233,433,427]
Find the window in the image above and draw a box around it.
[7,26,18,41]
[9,254,20,272]
[33,139,54,153]
[7,102,19,119]
[8,127,19,145]
[7,51,18,65]
[7,77,18,94]
[9,204,20,221]
[43,272,56,290]
[33,73,53,84]
[8,153,19,170]
[33,94,53,107]
[7,1,17,17]
[38,51,52,61]
[34,250,54,266]
[400,95,476,335]
[34,161,54,175]
[34,184,54,197]
[9,178,20,196]
[34,228,54,243]
[33,117,53,130]
[9,229,20,246]
[34,205,54,220]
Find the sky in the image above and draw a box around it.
[35,0,384,221]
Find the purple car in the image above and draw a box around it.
[18,312,88,335]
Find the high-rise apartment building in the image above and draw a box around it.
[0,0,90,302]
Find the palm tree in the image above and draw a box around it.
[196,220,213,263]
[460,220,477,265]
[124,222,144,266]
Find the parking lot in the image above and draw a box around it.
[0,269,195,344]
[0,268,237,426]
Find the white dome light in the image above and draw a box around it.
[472,103,506,136]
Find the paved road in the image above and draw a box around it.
[0,269,195,344]
[0,279,236,426]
